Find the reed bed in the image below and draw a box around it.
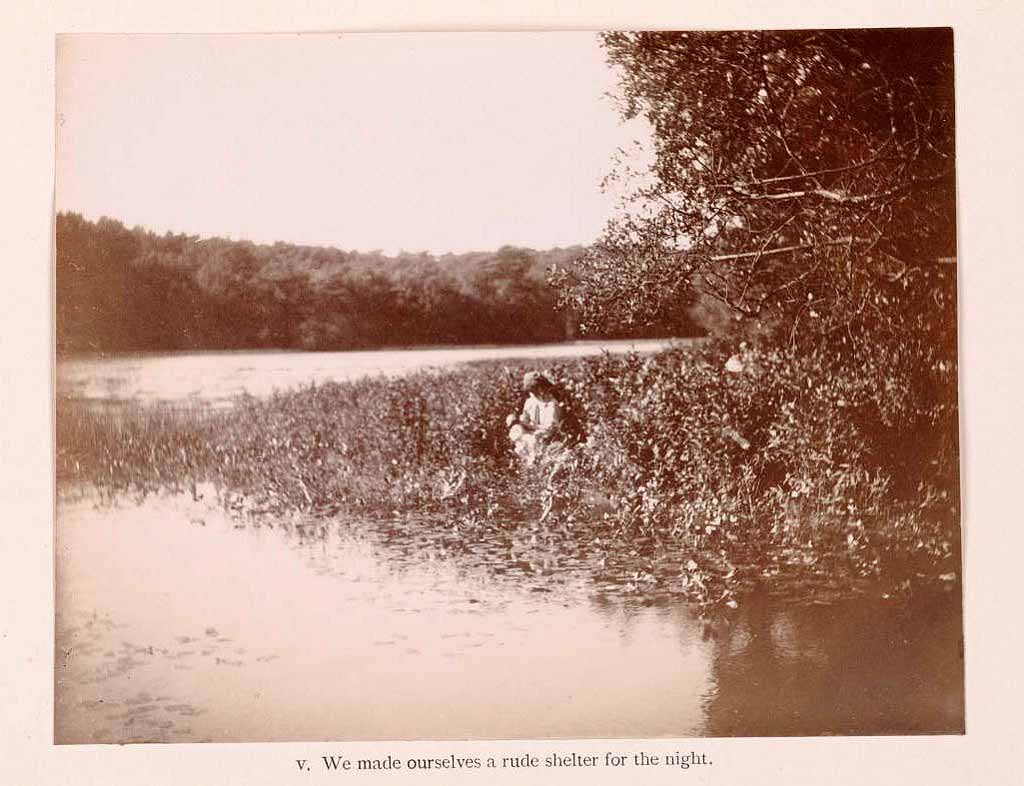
[57,340,960,608]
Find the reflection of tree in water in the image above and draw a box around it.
[586,593,705,652]
[704,586,964,736]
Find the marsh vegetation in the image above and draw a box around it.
[57,337,960,610]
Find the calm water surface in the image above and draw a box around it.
[56,340,679,406]
[55,491,963,743]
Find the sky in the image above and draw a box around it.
[56,32,652,255]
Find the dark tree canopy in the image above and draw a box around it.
[557,29,956,347]
[55,213,699,355]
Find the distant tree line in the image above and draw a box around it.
[56,213,699,355]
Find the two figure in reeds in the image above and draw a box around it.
[507,371,567,468]
[507,370,588,521]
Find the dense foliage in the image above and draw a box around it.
[535,30,958,603]
[556,29,956,348]
[58,338,959,607]
[56,212,697,355]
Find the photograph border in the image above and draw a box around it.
[4,1,1024,784]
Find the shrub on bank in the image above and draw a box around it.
[563,339,958,603]
[56,339,959,606]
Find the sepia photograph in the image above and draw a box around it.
[53,28,962,745]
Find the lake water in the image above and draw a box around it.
[55,491,964,743]
[56,339,679,406]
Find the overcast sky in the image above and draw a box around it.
[56,32,652,255]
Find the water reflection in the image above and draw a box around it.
[693,584,964,737]
[55,491,962,743]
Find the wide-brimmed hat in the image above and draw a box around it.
[522,371,552,392]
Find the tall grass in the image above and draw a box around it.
[56,340,960,607]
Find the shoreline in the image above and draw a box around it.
[55,340,961,611]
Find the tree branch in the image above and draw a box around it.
[705,237,870,263]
